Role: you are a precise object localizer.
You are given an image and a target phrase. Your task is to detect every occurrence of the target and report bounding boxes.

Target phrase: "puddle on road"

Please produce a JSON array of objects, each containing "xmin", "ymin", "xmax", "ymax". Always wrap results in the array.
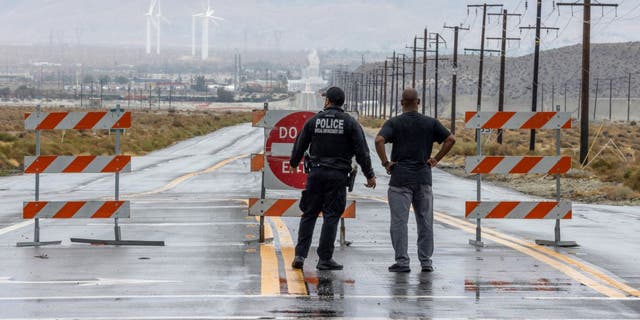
[
  {"xmin": 465, "ymin": 278, "xmax": 571, "ymax": 292},
  {"xmin": 269, "ymin": 309, "xmax": 340, "ymax": 317}
]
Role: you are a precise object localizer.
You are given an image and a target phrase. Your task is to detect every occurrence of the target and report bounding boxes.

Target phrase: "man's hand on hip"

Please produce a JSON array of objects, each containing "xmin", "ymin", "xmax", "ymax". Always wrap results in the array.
[
  {"xmin": 365, "ymin": 177, "xmax": 376, "ymax": 189},
  {"xmin": 384, "ymin": 161, "xmax": 396, "ymax": 175},
  {"xmin": 427, "ymin": 158, "xmax": 438, "ymax": 167}
]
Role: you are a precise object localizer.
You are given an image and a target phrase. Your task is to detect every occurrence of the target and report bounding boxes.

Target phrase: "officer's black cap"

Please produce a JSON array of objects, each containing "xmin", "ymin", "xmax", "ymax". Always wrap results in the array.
[{"xmin": 321, "ymin": 87, "xmax": 345, "ymax": 106}]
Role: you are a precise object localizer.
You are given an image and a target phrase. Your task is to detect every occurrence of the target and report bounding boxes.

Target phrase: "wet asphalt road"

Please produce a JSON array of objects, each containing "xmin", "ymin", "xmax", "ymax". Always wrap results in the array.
[{"xmin": 0, "ymin": 102, "xmax": 639, "ymax": 318}]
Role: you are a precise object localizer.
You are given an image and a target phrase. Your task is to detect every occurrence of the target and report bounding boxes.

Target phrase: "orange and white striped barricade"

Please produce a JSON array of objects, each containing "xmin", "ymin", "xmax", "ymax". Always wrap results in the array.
[
  {"xmin": 18, "ymin": 105, "xmax": 164, "ymax": 247},
  {"xmin": 248, "ymin": 199, "xmax": 356, "ymax": 219},
  {"xmin": 464, "ymin": 109, "xmax": 577, "ymax": 247},
  {"xmin": 250, "ymin": 105, "xmax": 357, "ymax": 246}
]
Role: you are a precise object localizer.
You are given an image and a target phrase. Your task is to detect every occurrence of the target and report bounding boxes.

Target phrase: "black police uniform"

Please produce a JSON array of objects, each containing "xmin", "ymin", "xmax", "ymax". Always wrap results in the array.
[{"xmin": 290, "ymin": 105, "xmax": 375, "ymax": 261}]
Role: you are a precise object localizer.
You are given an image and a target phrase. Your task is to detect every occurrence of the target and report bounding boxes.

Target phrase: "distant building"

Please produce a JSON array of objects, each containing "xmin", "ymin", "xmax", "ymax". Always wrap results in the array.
[{"xmin": 287, "ymin": 49, "xmax": 327, "ymax": 92}]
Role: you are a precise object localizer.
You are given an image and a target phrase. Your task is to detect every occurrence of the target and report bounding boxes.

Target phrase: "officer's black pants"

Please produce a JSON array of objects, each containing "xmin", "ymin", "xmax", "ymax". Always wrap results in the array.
[{"xmin": 295, "ymin": 167, "xmax": 347, "ymax": 261}]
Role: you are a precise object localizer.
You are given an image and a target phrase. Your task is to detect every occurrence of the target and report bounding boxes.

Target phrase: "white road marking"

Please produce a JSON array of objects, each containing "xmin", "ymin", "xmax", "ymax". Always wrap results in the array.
[
  {"xmin": 87, "ymin": 222, "xmax": 254, "ymax": 227},
  {"xmin": 132, "ymin": 205, "xmax": 245, "ymax": 210},
  {"xmin": 0, "ymin": 220, "xmax": 33, "ymax": 236},
  {"xmin": 0, "ymin": 278, "xmax": 180, "ymax": 286},
  {"xmin": 524, "ymin": 296, "xmax": 640, "ymax": 301}
]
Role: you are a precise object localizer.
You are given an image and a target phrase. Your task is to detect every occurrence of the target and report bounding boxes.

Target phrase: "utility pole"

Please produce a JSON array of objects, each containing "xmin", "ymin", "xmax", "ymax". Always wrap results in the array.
[
  {"xmin": 552, "ymin": 82, "xmax": 556, "ymax": 115},
  {"xmin": 520, "ymin": 0, "xmax": 559, "ymax": 151},
  {"xmin": 412, "ymin": 36, "xmax": 417, "ymax": 87},
  {"xmin": 414, "ymin": 28, "xmax": 430, "ymax": 115},
  {"xmin": 365, "ymin": 72, "xmax": 370, "ymax": 117},
  {"xmin": 444, "ymin": 25, "xmax": 470, "ymax": 134},
  {"xmin": 407, "ymin": 36, "xmax": 425, "ymax": 91},
  {"xmin": 564, "ymin": 82, "xmax": 568, "ymax": 112},
  {"xmin": 378, "ymin": 67, "xmax": 385, "ymax": 118},
  {"xmin": 467, "ymin": 3, "xmax": 503, "ymax": 114},
  {"xmin": 351, "ymin": 72, "xmax": 357, "ymax": 112},
  {"xmin": 609, "ymin": 78, "xmax": 613, "ymax": 121},
  {"xmin": 557, "ymin": 0, "xmax": 619, "ymax": 164},
  {"xmin": 401, "ymin": 53, "xmax": 407, "ymax": 93},
  {"xmin": 395, "ymin": 55, "xmax": 400, "ymax": 116},
  {"xmin": 487, "ymin": 9, "xmax": 521, "ymax": 143},
  {"xmin": 372, "ymin": 70, "xmax": 378, "ymax": 118},
  {"xmin": 594, "ymin": 78, "xmax": 599, "ymax": 120},
  {"xmin": 386, "ymin": 52, "xmax": 397, "ymax": 118},
  {"xmin": 427, "ymin": 33, "xmax": 448, "ymax": 119},
  {"xmin": 628, "ymin": 73, "xmax": 632, "ymax": 122},
  {"xmin": 383, "ymin": 61, "xmax": 388, "ymax": 119}
]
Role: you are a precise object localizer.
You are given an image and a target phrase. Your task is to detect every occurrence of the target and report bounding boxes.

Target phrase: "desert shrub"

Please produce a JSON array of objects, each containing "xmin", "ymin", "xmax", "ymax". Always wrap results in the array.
[
  {"xmin": 0, "ymin": 132, "xmax": 16, "ymax": 142},
  {"xmin": 602, "ymin": 185, "xmax": 637, "ymax": 201},
  {"xmin": 624, "ymin": 167, "xmax": 640, "ymax": 192}
]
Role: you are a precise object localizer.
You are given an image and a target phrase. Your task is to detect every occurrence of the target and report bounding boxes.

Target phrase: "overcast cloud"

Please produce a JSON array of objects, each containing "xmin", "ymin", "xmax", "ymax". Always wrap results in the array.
[{"xmin": 0, "ymin": 0, "xmax": 637, "ymax": 56}]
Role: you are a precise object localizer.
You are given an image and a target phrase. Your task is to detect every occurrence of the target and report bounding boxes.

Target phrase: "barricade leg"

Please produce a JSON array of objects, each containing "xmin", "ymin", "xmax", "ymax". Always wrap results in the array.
[
  {"xmin": 469, "ymin": 125, "xmax": 484, "ymax": 247},
  {"xmin": 17, "ymin": 108, "xmax": 61, "ymax": 248},
  {"xmin": 468, "ymin": 217, "xmax": 484, "ymax": 247},
  {"xmin": 535, "ymin": 219, "xmax": 578, "ymax": 247},
  {"xmin": 16, "ymin": 218, "xmax": 62, "ymax": 247},
  {"xmin": 339, "ymin": 218, "xmax": 351, "ymax": 246},
  {"xmin": 259, "ymin": 216, "xmax": 265, "ymax": 243},
  {"xmin": 534, "ymin": 111, "xmax": 577, "ymax": 248}
]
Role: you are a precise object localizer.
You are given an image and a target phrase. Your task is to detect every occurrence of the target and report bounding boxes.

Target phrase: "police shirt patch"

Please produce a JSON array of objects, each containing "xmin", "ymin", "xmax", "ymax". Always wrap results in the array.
[{"xmin": 315, "ymin": 118, "xmax": 344, "ymax": 134}]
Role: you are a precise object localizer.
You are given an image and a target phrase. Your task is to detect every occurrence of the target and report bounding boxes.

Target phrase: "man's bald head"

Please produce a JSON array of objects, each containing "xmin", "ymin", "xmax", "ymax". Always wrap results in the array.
[{"xmin": 401, "ymin": 88, "xmax": 420, "ymax": 111}]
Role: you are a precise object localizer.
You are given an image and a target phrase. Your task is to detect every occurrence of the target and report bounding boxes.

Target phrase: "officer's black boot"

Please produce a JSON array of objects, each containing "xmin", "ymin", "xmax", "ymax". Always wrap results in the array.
[
  {"xmin": 316, "ymin": 259, "xmax": 343, "ymax": 270},
  {"xmin": 292, "ymin": 256, "xmax": 305, "ymax": 269}
]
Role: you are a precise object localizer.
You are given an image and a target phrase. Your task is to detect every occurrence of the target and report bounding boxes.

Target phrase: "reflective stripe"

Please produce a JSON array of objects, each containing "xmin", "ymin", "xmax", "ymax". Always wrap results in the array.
[
  {"xmin": 23, "ymin": 201, "xmax": 130, "ymax": 219},
  {"xmin": 465, "ymin": 201, "xmax": 572, "ymax": 219},
  {"xmin": 248, "ymin": 198, "xmax": 356, "ymax": 218},
  {"xmin": 466, "ymin": 156, "xmax": 571, "ymax": 174},
  {"xmin": 24, "ymin": 156, "xmax": 131, "ymax": 173},
  {"xmin": 25, "ymin": 111, "xmax": 131, "ymax": 130},
  {"xmin": 465, "ymin": 112, "xmax": 572, "ymax": 129}
]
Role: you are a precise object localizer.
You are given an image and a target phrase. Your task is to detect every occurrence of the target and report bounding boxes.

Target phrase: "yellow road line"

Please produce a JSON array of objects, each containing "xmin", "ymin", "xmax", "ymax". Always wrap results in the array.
[
  {"xmin": 356, "ymin": 194, "xmax": 631, "ymax": 298},
  {"xmin": 447, "ymin": 214, "xmax": 640, "ymax": 298},
  {"xmin": 271, "ymin": 217, "xmax": 308, "ymax": 295},
  {"xmin": 125, "ymin": 154, "xmax": 249, "ymax": 198},
  {"xmin": 434, "ymin": 213, "xmax": 626, "ymax": 298},
  {"xmin": 258, "ymin": 217, "xmax": 279, "ymax": 296}
]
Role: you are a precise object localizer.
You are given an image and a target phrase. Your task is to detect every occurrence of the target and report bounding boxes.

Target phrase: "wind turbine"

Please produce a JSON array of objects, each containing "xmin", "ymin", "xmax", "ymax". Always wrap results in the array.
[
  {"xmin": 198, "ymin": 0, "xmax": 224, "ymax": 60},
  {"xmin": 192, "ymin": 12, "xmax": 203, "ymax": 57},
  {"xmin": 145, "ymin": 0, "xmax": 157, "ymax": 54},
  {"xmin": 155, "ymin": 0, "xmax": 169, "ymax": 55}
]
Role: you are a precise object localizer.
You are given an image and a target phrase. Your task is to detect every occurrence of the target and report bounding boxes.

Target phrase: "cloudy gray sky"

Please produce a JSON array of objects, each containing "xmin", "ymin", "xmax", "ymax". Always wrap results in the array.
[{"xmin": 0, "ymin": 0, "xmax": 637, "ymax": 55}]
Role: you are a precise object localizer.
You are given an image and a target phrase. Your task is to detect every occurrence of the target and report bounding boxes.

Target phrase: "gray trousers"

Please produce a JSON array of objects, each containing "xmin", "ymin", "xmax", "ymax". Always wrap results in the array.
[{"xmin": 388, "ymin": 184, "xmax": 434, "ymax": 267}]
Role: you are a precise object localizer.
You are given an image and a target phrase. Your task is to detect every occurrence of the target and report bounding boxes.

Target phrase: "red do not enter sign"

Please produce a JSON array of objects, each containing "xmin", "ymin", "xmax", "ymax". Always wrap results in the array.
[{"xmin": 265, "ymin": 111, "xmax": 315, "ymax": 189}]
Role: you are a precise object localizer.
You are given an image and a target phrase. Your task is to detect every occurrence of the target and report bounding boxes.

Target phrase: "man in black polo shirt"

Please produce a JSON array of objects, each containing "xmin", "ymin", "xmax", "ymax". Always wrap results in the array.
[{"xmin": 374, "ymin": 88, "xmax": 455, "ymax": 273}]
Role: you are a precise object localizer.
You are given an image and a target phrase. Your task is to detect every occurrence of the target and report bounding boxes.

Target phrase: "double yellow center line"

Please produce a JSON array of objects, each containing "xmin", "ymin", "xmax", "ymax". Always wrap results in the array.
[{"xmin": 258, "ymin": 216, "xmax": 307, "ymax": 295}]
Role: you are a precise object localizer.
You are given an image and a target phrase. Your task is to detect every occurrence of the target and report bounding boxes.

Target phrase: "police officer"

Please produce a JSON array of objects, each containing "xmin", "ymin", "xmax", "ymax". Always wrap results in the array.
[{"xmin": 289, "ymin": 86, "xmax": 376, "ymax": 270}]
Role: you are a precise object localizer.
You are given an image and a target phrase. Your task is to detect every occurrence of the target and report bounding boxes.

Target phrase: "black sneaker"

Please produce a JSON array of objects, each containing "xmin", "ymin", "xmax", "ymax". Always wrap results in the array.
[
  {"xmin": 388, "ymin": 263, "xmax": 411, "ymax": 273},
  {"xmin": 421, "ymin": 265, "xmax": 434, "ymax": 272},
  {"xmin": 316, "ymin": 259, "xmax": 343, "ymax": 270},
  {"xmin": 292, "ymin": 256, "xmax": 305, "ymax": 269}
]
